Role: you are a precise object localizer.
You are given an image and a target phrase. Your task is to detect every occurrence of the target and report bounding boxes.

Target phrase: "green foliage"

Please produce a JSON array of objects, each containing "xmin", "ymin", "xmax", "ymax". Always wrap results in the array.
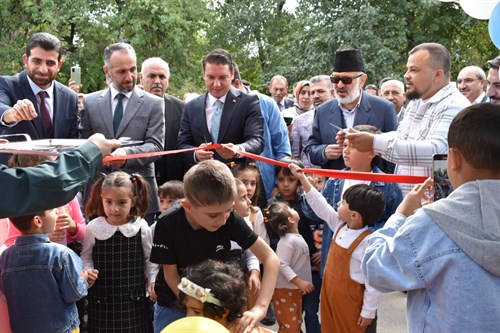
[{"xmin": 0, "ymin": 0, "xmax": 497, "ymax": 97}]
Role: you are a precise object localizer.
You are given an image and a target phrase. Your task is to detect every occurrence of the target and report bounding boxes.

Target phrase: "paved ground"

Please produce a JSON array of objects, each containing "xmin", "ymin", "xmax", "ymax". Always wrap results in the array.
[{"xmin": 260, "ymin": 291, "xmax": 408, "ymax": 332}]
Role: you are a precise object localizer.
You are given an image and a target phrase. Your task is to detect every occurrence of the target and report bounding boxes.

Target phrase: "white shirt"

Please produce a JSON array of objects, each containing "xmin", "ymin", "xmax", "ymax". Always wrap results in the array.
[
  {"xmin": 304, "ymin": 186, "xmax": 381, "ymax": 319},
  {"xmin": 110, "ymin": 86, "xmax": 133, "ymax": 118},
  {"xmin": 205, "ymin": 93, "xmax": 227, "ymax": 130},
  {"xmin": 373, "ymin": 83, "xmax": 470, "ymax": 195},
  {"xmin": 28, "ymin": 76, "xmax": 55, "ymax": 121}
]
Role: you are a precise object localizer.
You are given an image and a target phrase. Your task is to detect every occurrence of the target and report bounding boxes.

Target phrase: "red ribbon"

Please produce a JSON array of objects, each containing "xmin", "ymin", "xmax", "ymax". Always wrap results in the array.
[{"xmin": 103, "ymin": 143, "xmax": 428, "ymax": 184}]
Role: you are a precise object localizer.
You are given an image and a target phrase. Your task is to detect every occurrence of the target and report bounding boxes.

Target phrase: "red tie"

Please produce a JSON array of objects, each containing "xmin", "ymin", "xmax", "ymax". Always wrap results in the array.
[{"xmin": 38, "ymin": 91, "xmax": 52, "ymax": 137}]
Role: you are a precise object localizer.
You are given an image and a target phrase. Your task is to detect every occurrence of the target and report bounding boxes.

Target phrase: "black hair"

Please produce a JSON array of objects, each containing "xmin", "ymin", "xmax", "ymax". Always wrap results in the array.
[
  {"xmin": 343, "ymin": 184, "xmax": 385, "ymax": 227},
  {"xmin": 26, "ymin": 32, "xmax": 63, "ymax": 61},
  {"xmin": 203, "ymin": 48, "xmax": 234, "ymax": 72},
  {"xmin": 448, "ymin": 103, "xmax": 500, "ymax": 170},
  {"xmin": 180, "ymin": 260, "xmax": 247, "ymax": 323}
]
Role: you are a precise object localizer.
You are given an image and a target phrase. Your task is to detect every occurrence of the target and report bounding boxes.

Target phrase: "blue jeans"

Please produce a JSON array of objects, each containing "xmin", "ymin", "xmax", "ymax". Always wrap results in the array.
[
  {"xmin": 153, "ymin": 304, "xmax": 186, "ymax": 333},
  {"xmin": 302, "ymin": 271, "xmax": 322, "ymax": 333}
]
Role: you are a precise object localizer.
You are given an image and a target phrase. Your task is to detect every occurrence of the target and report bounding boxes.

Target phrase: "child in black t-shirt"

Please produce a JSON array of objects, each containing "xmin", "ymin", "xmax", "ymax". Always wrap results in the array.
[{"xmin": 150, "ymin": 160, "xmax": 279, "ymax": 333}]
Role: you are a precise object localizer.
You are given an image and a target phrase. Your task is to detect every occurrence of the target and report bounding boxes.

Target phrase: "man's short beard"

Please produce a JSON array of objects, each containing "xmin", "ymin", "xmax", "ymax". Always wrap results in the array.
[{"xmin": 406, "ymin": 90, "xmax": 421, "ymax": 101}]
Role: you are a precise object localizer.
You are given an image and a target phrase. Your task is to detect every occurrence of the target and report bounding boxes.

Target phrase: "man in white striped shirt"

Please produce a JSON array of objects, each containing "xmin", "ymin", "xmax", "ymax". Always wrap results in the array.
[{"xmin": 343, "ymin": 43, "xmax": 470, "ymax": 194}]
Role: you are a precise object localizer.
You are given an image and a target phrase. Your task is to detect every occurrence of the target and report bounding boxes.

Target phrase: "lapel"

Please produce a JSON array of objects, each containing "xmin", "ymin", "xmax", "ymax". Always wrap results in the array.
[
  {"xmin": 97, "ymin": 89, "xmax": 115, "ymax": 137},
  {"xmin": 327, "ymin": 99, "xmax": 345, "ymax": 135},
  {"xmin": 217, "ymin": 87, "xmax": 241, "ymax": 142},
  {"xmin": 199, "ymin": 92, "xmax": 212, "ymax": 143},
  {"xmin": 51, "ymin": 82, "xmax": 63, "ymax": 137},
  {"xmin": 353, "ymin": 91, "xmax": 371, "ymax": 126},
  {"xmin": 20, "ymin": 71, "xmax": 44, "ymax": 138},
  {"xmin": 116, "ymin": 88, "xmax": 143, "ymax": 137}
]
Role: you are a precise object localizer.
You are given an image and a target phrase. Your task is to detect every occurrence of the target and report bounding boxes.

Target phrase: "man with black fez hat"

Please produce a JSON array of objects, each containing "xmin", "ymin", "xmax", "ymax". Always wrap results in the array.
[{"xmin": 304, "ymin": 49, "xmax": 398, "ymax": 171}]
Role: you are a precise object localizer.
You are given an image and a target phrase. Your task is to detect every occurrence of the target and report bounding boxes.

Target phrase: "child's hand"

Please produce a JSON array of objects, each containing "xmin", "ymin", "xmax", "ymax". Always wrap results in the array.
[
  {"xmin": 288, "ymin": 163, "xmax": 313, "ymax": 192},
  {"xmin": 311, "ymin": 252, "xmax": 321, "ymax": 267},
  {"xmin": 235, "ymin": 306, "xmax": 266, "ymax": 333},
  {"xmin": 48, "ymin": 230, "xmax": 66, "ymax": 243},
  {"xmin": 247, "ymin": 269, "xmax": 261, "ymax": 296},
  {"xmin": 148, "ymin": 283, "xmax": 157, "ymax": 302},
  {"xmin": 294, "ymin": 278, "xmax": 314, "ymax": 294},
  {"xmin": 86, "ymin": 269, "xmax": 99, "ymax": 287},
  {"xmin": 397, "ymin": 178, "xmax": 433, "ymax": 217},
  {"xmin": 357, "ymin": 315, "xmax": 373, "ymax": 328},
  {"xmin": 56, "ymin": 211, "xmax": 77, "ymax": 236}
]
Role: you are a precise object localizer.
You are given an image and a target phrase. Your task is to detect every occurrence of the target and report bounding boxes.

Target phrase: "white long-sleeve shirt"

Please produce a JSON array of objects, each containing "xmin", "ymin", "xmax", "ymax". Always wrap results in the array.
[
  {"xmin": 373, "ymin": 83, "xmax": 470, "ymax": 195},
  {"xmin": 304, "ymin": 187, "xmax": 381, "ymax": 319}
]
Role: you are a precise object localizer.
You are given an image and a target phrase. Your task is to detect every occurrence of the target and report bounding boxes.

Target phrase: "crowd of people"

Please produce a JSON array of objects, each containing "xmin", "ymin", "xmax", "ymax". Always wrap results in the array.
[{"xmin": 0, "ymin": 31, "xmax": 499, "ymax": 333}]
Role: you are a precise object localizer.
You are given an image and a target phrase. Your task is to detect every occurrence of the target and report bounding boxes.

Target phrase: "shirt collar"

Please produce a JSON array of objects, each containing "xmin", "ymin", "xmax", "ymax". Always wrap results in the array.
[
  {"xmin": 207, "ymin": 92, "xmax": 227, "ymax": 107},
  {"xmin": 27, "ymin": 75, "xmax": 54, "ymax": 99},
  {"xmin": 13, "ymin": 233, "xmax": 50, "ymax": 245},
  {"xmin": 473, "ymin": 92, "xmax": 487, "ymax": 104},
  {"xmin": 339, "ymin": 91, "xmax": 363, "ymax": 113},
  {"xmin": 110, "ymin": 86, "xmax": 134, "ymax": 100}
]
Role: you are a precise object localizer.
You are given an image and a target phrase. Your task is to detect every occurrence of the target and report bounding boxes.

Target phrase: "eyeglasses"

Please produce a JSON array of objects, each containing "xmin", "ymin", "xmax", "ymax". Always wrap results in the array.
[
  {"xmin": 456, "ymin": 78, "xmax": 478, "ymax": 85},
  {"xmin": 330, "ymin": 73, "xmax": 363, "ymax": 85}
]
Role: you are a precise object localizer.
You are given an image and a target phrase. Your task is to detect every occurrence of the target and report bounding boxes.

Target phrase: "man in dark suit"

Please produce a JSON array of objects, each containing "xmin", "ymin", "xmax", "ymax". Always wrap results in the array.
[
  {"xmin": 177, "ymin": 48, "xmax": 264, "ymax": 168},
  {"xmin": 80, "ymin": 43, "xmax": 165, "ymax": 223},
  {"xmin": 269, "ymin": 75, "xmax": 294, "ymax": 111},
  {"xmin": 0, "ymin": 32, "xmax": 78, "ymax": 140},
  {"xmin": 304, "ymin": 49, "xmax": 398, "ymax": 170},
  {"xmin": 140, "ymin": 57, "xmax": 185, "ymax": 184}
]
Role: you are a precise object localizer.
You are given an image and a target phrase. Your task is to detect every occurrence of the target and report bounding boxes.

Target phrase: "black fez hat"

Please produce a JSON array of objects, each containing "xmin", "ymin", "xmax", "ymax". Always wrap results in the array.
[{"xmin": 333, "ymin": 49, "xmax": 365, "ymax": 72}]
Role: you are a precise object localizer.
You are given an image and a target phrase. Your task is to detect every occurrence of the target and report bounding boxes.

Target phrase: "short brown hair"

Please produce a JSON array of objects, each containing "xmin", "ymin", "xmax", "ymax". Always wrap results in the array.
[
  {"xmin": 183, "ymin": 160, "xmax": 236, "ymax": 207},
  {"xmin": 158, "ymin": 180, "xmax": 184, "ymax": 200},
  {"xmin": 10, "ymin": 211, "xmax": 47, "ymax": 232},
  {"xmin": 343, "ymin": 184, "xmax": 385, "ymax": 227},
  {"xmin": 86, "ymin": 171, "xmax": 150, "ymax": 220}
]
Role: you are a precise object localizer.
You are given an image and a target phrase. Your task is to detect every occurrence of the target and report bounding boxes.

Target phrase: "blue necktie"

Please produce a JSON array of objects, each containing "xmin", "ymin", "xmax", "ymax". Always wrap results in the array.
[
  {"xmin": 113, "ymin": 93, "xmax": 124, "ymax": 136},
  {"xmin": 210, "ymin": 99, "xmax": 223, "ymax": 143}
]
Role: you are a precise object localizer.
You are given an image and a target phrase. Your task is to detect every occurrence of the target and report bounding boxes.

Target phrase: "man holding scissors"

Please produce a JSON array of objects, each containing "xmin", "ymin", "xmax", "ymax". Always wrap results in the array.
[{"xmin": 304, "ymin": 49, "xmax": 397, "ymax": 171}]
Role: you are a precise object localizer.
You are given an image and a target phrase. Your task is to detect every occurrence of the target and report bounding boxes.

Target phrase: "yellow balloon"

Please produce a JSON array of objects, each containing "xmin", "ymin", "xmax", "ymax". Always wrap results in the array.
[{"xmin": 160, "ymin": 317, "xmax": 230, "ymax": 333}]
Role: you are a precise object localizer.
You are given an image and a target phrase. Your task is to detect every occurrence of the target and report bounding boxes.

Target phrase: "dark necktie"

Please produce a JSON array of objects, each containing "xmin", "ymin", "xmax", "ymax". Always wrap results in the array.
[
  {"xmin": 277, "ymin": 102, "xmax": 283, "ymax": 112},
  {"xmin": 210, "ymin": 99, "xmax": 223, "ymax": 143},
  {"xmin": 38, "ymin": 91, "xmax": 52, "ymax": 137},
  {"xmin": 113, "ymin": 93, "xmax": 124, "ymax": 136}
]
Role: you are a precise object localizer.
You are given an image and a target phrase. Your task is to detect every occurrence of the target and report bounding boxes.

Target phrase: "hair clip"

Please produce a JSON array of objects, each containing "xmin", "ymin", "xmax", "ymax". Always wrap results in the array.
[
  {"xmin": 263, "ymin": 216, "xmax": 269, "ymax": 223},
  {"xmin": 130, "ymin": 173, "xmax": 140, "ymax": 183},
  {"xmin": 248, "ymin": 162, "xmax": 257, "ymax": 168},
  {"xmin": 228, "ymin": 161, "xmax": 236, "ymax": 169},
  {"xmin": 178, "ymin": 277, "xmax": 222, "ymax": 306}
]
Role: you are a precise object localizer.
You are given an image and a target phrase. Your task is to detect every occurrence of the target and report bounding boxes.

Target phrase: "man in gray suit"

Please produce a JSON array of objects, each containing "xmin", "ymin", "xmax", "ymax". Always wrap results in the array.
[
  {"xmin": 140, "ymin": 57, "xmax": 184, "ymax": 184},
  {"xmin": 80, "ymin": 43, "xmax": 165, "ymax": 223}
]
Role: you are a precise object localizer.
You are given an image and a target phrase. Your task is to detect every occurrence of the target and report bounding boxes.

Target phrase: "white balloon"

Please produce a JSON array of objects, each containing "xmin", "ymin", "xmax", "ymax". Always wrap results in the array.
[{"xmin": 460, "ymin": 0, "xmax": 500, "ymax": 20}]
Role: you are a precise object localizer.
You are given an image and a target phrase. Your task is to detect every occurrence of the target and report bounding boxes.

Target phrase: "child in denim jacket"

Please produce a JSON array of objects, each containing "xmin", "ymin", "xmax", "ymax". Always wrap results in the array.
[{"xmin": 0, "ymin": 209, "xmax": 97, "ymax": 333}]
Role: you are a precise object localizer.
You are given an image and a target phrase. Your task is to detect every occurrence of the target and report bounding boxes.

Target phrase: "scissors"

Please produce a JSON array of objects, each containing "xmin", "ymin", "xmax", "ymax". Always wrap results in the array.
[{"xmin": 329, "ymin": 122, "xmax": 350, "ymax": 134}]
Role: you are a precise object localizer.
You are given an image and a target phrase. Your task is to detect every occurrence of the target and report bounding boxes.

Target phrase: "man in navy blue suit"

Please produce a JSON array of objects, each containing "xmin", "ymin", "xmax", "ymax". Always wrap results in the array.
[
  {"xmin": 177, "ymin": 48, "xmax": 264, "ymax": 168},
  {"xmin": 304, "ymin": 49, "xmax": 397, "ymax": 171},
  {"xmin": 0, "ymin": 32, "xmax": 78, "ymax": 140}
]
